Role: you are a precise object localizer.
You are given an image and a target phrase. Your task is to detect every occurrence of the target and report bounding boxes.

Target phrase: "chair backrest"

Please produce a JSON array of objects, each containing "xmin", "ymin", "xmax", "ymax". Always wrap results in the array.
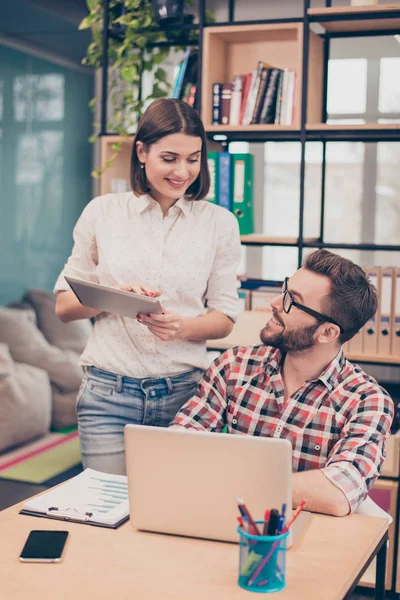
[{"xmin": 356, "ymin": 496, "xmax": 392, "ymax": 525}]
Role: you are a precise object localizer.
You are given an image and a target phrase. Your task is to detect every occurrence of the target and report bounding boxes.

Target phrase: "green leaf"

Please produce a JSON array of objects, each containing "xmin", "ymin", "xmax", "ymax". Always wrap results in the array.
[
  {"xmin": 79, "ymin": 14, "xmax": 97, "ymax": 30},
  {"xmin": 152, "ymin": 83, "xmax": 168, "ymax": 99},
  {"xmin": 86, "ymin": 0, "xmax": 100, "ymax": 11},
  {"xmin": 154, "ymin": 68, "xmax": 168, "ymax": 83},
  {"xmin": 88, "ymin": 97, "xmax": 98, "ymax": 112},
  {"xmin": 121, "ymin": 65, "xmax": 138, "ymax": 83}
]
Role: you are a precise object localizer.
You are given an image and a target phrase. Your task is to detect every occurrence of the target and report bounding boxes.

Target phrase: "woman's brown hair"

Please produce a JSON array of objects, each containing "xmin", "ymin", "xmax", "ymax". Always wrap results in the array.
[{"xmin": 130, "ymin": 98, "xmax": 210, "ymax": 200}]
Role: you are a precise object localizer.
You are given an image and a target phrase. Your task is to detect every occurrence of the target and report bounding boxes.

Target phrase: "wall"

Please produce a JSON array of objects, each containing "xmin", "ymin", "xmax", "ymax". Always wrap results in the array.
[{"xmin": 0, "ymin": 45, "xmax": 93, "ymax": 305}]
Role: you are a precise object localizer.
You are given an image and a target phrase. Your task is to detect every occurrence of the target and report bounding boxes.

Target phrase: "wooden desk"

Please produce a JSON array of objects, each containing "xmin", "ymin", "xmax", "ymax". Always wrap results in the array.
[{"xmin": 0, "ymin": 498, "xmax": 388, "ymax": 600}]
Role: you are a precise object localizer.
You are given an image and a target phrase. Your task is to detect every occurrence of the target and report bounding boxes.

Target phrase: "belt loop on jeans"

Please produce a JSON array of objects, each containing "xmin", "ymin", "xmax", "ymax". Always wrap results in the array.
[
  {"xmin": 165, "ymin": 377, "xmax": 173, "ymax": 393},
  {"xmin": 115, "ymin": 375, "xmax": 123, "ymax": 393}
]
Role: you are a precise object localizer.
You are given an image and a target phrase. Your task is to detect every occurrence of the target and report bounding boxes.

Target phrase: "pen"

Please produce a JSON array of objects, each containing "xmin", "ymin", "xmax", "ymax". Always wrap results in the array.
[
  {"xmin": 262, "ymin": 509, "xmax": 270, "ymax": 535},
  {"xmin": 266, "ymin": 508, "xmax": 280, "ymax": 536},
  {"xmin": 280, "ymin": 500, "xmax": 306, "ymax": 535},
  {"xmin": 236, "ymin": 496, "xmax": 261, "ymax": 536},
  {"xmin": 247, "ymin": 500, "xmax": 306, "ymax": 586},
  {"xmin": 277, "ymin": 503, "xmax": 287, "ymax": 533}
]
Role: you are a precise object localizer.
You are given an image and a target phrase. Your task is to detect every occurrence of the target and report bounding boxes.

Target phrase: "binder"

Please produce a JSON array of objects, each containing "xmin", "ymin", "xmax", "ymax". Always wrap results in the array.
[
  {"xmin": 206, "ymin": 151, "xmax": 218, "ymax": 204},
  {"xmin": 217, "ymin": 152, "xmax": 232, "ymax": 211},
  {"xmin": 347, "ymin": 329, "xmax": 363, "ymax": 355},
  {"xmin": 19, "ymin": 468, "xmax": 129, "ymax": 529},
  {"xmin": 232, "ymin": 153, "xmax": 254, "ymax": 235},
  {"xmin": 378, "ymin": 267, "xmax": 394, "ymax": 356},
  {"xmin": 391, "ymin": 268, "xmax": 400, "ymax": 356},
  {"xmin": 363, "ymin": 267, "xmax": 380, "ymax": 355},
  {"xmin": 251, "ymin": 287, "xmax": 280, "ymax": 312}
]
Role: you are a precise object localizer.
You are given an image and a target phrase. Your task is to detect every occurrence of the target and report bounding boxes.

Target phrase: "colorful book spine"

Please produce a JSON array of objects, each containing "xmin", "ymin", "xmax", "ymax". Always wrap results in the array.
[
  {"xmin": 229, "ymin": 75, "xmax": 243, "ymax": 126},
  {"xmin": 217, "ymin": 152, "xmax": 232, "ymax": 211},
  {"xmin": 221, "ymin": 83, "xmax": 232, "ymax": 125},
  {"xmin": 212, "ymin": 83, "xmax": 222, "ymax": 125},
  {"xmin": 251, "ymin": 67, "xmax": 270, "ymax": 124},
  {"xmin": 259, "ymin": 68, "xmax": 281, "ymax": 124},
  {"xmin": 232, "ymin": 154, "xmax": 254, "ymax": 235}
]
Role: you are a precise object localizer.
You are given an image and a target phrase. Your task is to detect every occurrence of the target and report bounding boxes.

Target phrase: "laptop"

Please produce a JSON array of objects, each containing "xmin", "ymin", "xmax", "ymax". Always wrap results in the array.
[{"xmin": 124, "ymin": 425, "xmax": 307, "ymax": 545}]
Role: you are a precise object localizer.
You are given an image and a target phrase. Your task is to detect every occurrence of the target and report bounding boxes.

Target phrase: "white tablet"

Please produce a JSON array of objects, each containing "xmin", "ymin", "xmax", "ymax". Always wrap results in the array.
[{"xmin": 64, "ymin": 276, "xmax": 163, "ymax": 320}]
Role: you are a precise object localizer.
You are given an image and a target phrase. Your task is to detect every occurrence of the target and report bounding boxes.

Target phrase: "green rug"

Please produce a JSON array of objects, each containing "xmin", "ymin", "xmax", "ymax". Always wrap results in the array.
[{"xmin": 0, "ymin": 431, "xmax": 81, "ymax": 484}]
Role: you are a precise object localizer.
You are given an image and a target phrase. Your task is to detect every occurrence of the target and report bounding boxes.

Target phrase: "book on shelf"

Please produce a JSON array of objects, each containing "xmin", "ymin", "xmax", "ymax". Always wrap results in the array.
[
  {"xmin": 251, "ymin": 66, "xmax": 271, "ymax": 125},
  {"xmin": 220, "ymin": 83, "xmax": 232, "ymax": 125},
  {"xmin": 172, "ymin": 47, "xmax": 191, "ymax": 99},
  {"xmin": 212, "ymin": 83, "xmax": 223, "ymax": 125},
  {"xmin": 259, "ymin": 68, "xmax": 282, "ymax": 124},
  {"xmin": 239, "ymin": 73, "xmax": 252, "ymax": 125},
  {"xmin": 173, "ymin": 48, "xmax": 198, "ymax": 106},
  {"xmin": 229, "ymin": 74, "xmax": 244, "ymax": 126},
  {"xmin": 211, "ymin": 61, "xmax": 296, "ymax": 126}
]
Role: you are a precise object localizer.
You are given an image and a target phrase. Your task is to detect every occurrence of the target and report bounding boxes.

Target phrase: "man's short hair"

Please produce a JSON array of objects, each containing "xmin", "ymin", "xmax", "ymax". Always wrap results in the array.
[{"xmin": 303, "ymin": 249, "xmax": 378, "ymax": 343}]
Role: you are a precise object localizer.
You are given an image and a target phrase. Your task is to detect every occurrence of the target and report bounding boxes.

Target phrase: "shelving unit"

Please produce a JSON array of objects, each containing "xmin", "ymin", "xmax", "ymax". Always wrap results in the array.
[
  {"xmin": 98, "ymin": 1, "xmax": 400, "ymax": 363},
  {"xmin": 97, "ymin": 2, "xmax": 400, "ymax": 592}
]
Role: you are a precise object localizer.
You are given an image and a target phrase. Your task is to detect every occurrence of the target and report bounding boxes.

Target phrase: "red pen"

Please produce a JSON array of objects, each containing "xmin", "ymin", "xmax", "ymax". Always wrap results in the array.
[{"xmin": 236, "ymin": 496, "xmax": 261, "ymax": 536}]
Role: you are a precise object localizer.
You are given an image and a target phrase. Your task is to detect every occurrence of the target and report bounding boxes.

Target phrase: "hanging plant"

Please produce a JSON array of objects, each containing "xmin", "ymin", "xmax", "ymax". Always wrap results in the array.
[{"xmin": 79, "ymin": 0, "xmax": 212, "ymax": 176}]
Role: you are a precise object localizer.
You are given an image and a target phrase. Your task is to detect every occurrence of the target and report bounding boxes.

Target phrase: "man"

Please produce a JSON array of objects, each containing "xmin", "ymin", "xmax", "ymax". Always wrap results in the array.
[{"xmin": 171, "ymin": 250, "xmax": 394, "ymax": 517}]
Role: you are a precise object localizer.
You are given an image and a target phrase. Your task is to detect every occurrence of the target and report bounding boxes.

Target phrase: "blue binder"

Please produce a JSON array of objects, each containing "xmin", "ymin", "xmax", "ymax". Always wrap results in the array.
[{"xmin": 217, "ymin": 152, "xmax": 232, "ymax": 211}]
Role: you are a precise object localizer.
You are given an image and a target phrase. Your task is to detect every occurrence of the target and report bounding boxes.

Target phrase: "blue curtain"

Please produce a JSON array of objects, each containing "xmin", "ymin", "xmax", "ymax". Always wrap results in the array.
[{"xmin": 0, "ymin": 45, "xmax": 93, "ymax": 305}]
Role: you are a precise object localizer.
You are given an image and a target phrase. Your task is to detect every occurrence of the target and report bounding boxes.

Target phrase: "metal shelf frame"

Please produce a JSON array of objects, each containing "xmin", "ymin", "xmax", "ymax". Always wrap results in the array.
[{"xmin": 98, "ymin": 0, "xmax": 400, "ymax": 295}]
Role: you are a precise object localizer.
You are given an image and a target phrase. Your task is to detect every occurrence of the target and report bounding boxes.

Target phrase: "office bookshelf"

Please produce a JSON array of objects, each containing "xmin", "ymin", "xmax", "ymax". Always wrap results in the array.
[
  {"xmin": 97, "ymin": 2, "xmax": 400, "ymax": 591},
  {"xmin": 98, "ymin": 1, "xmax": 400, "ymax": 361}
]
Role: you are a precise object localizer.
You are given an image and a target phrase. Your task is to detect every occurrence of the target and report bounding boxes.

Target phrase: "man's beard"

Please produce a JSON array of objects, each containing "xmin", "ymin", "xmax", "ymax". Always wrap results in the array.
[{"xmin": 260, "ymin": 320, "xmax": 321, "ymax": 353}]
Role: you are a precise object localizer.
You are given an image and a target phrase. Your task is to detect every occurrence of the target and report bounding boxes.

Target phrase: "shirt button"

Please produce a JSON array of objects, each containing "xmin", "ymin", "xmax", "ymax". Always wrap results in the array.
[
  {"xmin": 232, "ymin": 418, "xmax": 238, "ymax": 425},
  {"xmin": 276, "ymin": 424, "xmax": 283, "ymax": 433},
  {"xmin": 315, "ymin": 444, "xmax": 321, "ymax": 451}
]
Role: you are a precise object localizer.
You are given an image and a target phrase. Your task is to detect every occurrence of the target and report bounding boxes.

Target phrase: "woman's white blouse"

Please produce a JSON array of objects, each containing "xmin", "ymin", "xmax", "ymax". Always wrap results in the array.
[{"xmin": 54, "ymin": 192, "xmax": 241, "ymax": 378}]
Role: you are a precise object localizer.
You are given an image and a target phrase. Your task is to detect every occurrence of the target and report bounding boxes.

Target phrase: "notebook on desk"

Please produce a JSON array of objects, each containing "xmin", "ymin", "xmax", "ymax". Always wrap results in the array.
[{"xmin": 125, "ymin": 425, "xmax": 309, "ymax": 546}]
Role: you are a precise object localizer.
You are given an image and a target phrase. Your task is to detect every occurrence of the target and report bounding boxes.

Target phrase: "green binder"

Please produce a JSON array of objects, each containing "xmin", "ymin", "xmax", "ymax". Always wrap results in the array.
[
  {"xmin": 232, "ymin": 153, "xmax": 254, "ymax": 235},
  {"xmin": 205, "ymin": 151, "xmax": 218, "ymax": 204}
]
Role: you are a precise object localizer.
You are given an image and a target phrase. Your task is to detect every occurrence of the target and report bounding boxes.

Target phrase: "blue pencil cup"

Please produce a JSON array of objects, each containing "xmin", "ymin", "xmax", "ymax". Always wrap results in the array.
[{"xmin": 237, "ymin": 520, "xmax": 289, "ymax": 593}]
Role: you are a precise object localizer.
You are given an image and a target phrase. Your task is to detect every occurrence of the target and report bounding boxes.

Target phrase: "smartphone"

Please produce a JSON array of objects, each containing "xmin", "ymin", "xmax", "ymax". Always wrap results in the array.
[{"xmin": 19, "ymin": 530, "xmax": 69, "ymax": 563}]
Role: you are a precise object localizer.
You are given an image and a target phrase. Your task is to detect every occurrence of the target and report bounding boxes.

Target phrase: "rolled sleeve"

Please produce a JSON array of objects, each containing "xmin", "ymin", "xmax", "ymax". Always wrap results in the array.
[
  {"xmin": 53, "ymin": 199, "xmax": 99, "ymax": 293},
  {"xmin": 204, "ymin": 209, "xmax": 242, "ymax": 322},
  {"xmin": 321, "ymin": 390, "xmax": 394, "ymax": 513}
]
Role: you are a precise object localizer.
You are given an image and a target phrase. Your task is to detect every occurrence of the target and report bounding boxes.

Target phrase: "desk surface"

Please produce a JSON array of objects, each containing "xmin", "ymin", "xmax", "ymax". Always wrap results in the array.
[
  {"xmin": 207, "ymin": 310, "xmax": 269, "ymax": 350},
  {"xmin": 0, "ymin": 497, "xmax": 388, "ymax": 600}
]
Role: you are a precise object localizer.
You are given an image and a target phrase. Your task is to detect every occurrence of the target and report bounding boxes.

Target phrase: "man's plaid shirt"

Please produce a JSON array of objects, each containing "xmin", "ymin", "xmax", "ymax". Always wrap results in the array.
[{"xmin": 171, "ymin": 345, "xmax": 394, "ymax": 512}]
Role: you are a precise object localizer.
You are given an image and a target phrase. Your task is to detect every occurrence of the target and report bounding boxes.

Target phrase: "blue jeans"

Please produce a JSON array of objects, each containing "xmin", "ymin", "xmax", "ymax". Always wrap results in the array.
[{"xmin": 76, "ymin": 366, "xmax": 203, "ymax": 475}]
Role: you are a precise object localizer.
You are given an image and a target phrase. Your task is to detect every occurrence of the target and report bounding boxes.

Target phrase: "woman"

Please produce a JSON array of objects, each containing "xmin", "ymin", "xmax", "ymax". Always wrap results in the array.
[{"xmin": 54, "ymin": 98, "xmax": 241, "ymax": 475}]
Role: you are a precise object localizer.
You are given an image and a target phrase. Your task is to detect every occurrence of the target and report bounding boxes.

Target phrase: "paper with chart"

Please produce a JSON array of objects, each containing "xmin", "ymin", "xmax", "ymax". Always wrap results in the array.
[{"xmin": 21, "ymin": 468, "xmax": 129, "ymax": 526}]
